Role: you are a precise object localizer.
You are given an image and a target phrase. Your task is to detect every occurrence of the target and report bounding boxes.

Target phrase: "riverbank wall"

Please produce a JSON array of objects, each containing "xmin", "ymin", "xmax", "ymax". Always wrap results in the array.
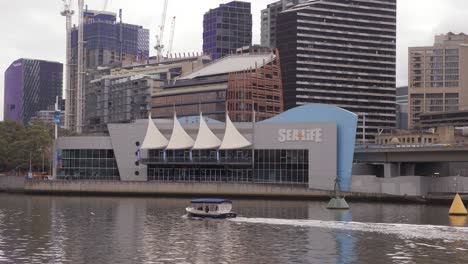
[
  {"xmin": 24, "ymin": 180, "xmax": 333, "ymax": 198},
  {"xmin": 0, "ymin": 176, "xmax": 25, "ymax": 192},
  {"xmin": 0, "ymin": 176, "xmax": 465, "ymax": 204}
]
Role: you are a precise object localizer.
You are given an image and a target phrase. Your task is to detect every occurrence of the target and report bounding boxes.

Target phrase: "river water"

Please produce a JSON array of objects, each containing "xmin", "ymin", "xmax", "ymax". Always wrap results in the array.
[{"xmin": 0, "ymin": 193, "xmax": 467, "ymax": 264}]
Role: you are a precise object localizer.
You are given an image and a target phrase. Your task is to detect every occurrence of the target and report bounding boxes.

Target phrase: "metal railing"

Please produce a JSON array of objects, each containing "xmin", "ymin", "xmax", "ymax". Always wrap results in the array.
[
  {"xmin": 140, "ymin": 157, "xmax": 253, "ymax": 165},
  {"xmin": 146, "ymin": 176, "xmax": 309, "ymax": 187}
]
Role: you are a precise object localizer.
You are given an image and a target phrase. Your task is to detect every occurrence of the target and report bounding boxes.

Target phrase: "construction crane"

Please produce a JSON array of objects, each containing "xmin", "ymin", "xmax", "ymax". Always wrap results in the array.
[
  {"xmin": 76, "ymin": 0, "xmax": 85, "ymax": 133},
  {"xmin": 103, "ymin": 0, "xmax": 111, "ymax": 11},
  {"xmin": 167, "ymin": 16, "xmax": 176, "ymax": 55},
  {"xmin": 155, "ymin": 0, "xmax": 169, "ymax": 61},
  {"xmin": 61, "ymin": 0, "xmax": 74, "ymax": 130}
]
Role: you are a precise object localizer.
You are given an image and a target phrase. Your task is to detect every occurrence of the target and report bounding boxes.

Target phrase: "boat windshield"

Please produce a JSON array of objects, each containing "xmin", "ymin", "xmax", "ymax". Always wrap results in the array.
[{"xmin": 191, "ymin": 198, "xmax": 231, "ymax": 204}]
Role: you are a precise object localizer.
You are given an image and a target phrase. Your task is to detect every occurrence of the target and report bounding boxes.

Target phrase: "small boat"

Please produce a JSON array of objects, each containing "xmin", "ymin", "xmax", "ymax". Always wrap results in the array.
[{"xmin": 186, "ymin": 198, "xmax": 237, "ymax": 219}]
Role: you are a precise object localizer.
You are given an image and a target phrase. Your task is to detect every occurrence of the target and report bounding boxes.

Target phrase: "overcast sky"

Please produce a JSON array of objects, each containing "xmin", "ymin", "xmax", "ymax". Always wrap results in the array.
[{"xmin": 1, "ymin": 0, "xmax": 468, "ymax": 120}]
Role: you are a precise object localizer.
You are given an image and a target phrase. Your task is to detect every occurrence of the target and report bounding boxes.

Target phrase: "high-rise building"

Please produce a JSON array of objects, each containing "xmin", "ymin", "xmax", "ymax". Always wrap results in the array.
[
  {"xmin": 67, "ymin": 9, "xmax": 150, "ymax": 132},
  {"xmin": 203, "ymin": 1, "xmax": 252, "ymax": 60},
  {"xmin": 71, "ymin": 10, "xmax": 150, "ymax": 68},
  {"xmin": 276, "ymin": 0, "xmax": 397, "ymax": 140},
  {"xmin": 4, "ymin": 59, "xmax": 63, "ymax": 125},
  {"xmin": 260, "ymin": 0, "xmax": 306, "ymax": 48},
  {"xmin": 408, "ymin": 32, "xmax": 468, "ymax": 128}
]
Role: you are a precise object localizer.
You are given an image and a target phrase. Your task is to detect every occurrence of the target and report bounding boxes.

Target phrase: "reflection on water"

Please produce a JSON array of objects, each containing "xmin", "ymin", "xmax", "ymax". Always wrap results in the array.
[{"xmin": 0, "ymin": 194, "xmax": 467, "ymax": 264}]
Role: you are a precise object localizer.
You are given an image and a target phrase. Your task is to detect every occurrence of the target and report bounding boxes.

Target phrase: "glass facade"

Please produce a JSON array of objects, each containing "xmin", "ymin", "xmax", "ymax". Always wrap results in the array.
[
  {"xmin": 3, "ymin": 59, "xmax": 63, "ymax": 125},
  {"xmin": 254, "ymin": 149, "xmax": 308, "ymax": 183},
  {"xmin": 145, "ymin": 149, "xmax": 308, "ymax": 185},
  {"xmin": 57, "ymin": 149, "xmax": 120, "ymax": 180},
  {"xmin": 71, "ymin": 10, "xmax": 150, "ymax": 67},
  {"xmin": 152, "ymin": 90, "xmax": 226, "ymax": 121},
  {"xmin": 203, "ymin": 1, "xmax": 252, "ymax": 59}
]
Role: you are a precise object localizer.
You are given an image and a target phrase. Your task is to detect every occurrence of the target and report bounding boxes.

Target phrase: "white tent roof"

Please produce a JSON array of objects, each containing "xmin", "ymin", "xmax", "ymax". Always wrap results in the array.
[
  {"xmin": 140, "ymin": 114, "xmax": 169, "ymax": 150},
  {"xmin": 180, "ymin": 53, "xmax": 274, "ymax": 80},
  {"xmin": 166, "ymin": 113, "xmax": 195, "ymax": 150},
  {"xmin": 192, "ymin": 113, "xmax": 222, "ymax": 150},
  {"xmin": 219, "ymin": 113, "xmax": 252, "ymax": 150}
]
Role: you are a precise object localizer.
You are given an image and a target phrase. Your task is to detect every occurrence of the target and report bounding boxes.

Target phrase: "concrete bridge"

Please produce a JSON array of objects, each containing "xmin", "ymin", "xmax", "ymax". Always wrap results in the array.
[
  {"xmin": 355, "ymin": 145, "xmax": 468, "ymax": 163},
  {"xmin": 353, "ymin": 145, "xmax": 468, "ymax": 178}
]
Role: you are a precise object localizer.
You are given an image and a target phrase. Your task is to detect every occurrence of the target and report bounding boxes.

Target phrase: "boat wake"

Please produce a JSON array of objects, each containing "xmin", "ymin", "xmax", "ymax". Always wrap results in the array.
[{"xmin": 231, "ymin": 217, "xmax": 468, "ymax": 241}]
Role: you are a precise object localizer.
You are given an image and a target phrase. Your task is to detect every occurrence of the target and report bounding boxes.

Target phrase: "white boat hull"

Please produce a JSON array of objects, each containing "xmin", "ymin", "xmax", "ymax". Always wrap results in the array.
[{"xmin": 185, "ymin": 207, "xmax": 236, "ymax": 219}]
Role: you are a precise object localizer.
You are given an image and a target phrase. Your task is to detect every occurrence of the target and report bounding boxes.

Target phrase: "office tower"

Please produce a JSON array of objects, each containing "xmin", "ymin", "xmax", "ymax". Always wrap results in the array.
[
  {"xmin": 409, "ymin": 32, "xmax": 468, "ymax": 128},
  {"xmin": 203, "ymin": 1, "xmax": 252, "ymax": 60},
  {"xmin": 4, "ymin": 59, "xmax": 63, "ymax": 125},
  {"xmin": 276, "ymin": 0, "xmax": 397, "ymax": 140},
  {"xmin": 66, "ymin": 9, "xmax": 150, "ymax": 132},
  {"xmin": 261, "ymin": 0, "xmax": 306, "ymax": 48}
]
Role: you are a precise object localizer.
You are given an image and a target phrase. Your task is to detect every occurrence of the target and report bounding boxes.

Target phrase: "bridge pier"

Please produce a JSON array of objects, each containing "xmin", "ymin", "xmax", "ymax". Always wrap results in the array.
[
  {"xmin": 401, "ymin": 163, "xmax": 415, "ymax": 176},
  {"xmin": 384, "ymin": 163, "xmax": 400, "ymax": 178}
]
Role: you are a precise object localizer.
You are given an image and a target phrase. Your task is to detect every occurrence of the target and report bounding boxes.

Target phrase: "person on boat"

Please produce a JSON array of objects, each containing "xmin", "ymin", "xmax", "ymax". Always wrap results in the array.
[
  {"xmin": 205, "ymin": 205, "xmax": 209, "ymax": 213},
  {"xmin": 215, "ymin": 206, "xmax": 218, "ymax": 211}
]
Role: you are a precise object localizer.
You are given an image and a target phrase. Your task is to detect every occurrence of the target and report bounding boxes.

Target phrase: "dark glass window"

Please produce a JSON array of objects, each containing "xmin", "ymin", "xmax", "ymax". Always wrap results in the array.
[{"xmin": 57, "ymin": 149, "xmax": 120, "ymax": 181}]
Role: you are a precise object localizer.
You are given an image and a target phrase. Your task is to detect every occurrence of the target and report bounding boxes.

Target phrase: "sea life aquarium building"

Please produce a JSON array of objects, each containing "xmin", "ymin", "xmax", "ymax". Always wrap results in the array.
[{"xmin": 54, "ymin": 105, "xmax": 357, "ymax": 191}]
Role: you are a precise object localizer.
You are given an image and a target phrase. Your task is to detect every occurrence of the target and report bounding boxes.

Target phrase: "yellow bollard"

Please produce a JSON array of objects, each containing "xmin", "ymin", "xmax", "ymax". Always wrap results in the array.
[{"xmin": 449, "ymin": 193, "xmax": 468, "ymax": 216}]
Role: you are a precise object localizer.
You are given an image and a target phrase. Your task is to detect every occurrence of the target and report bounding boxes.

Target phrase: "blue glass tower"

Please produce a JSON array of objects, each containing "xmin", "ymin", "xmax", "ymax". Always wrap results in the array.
[
  {"xmin": 203, "ymin": 1, "xmax": 252, "ymax": 60},
  {"xmin": 4, "ymin": 59, "xmax": 63, "ymax": 125},
  {"xmin": 71, "ymin": 9, "xmax": 149, "ymax": 68}
]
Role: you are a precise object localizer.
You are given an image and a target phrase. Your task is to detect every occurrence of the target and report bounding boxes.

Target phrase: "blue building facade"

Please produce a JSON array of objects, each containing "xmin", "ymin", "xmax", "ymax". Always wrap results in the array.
[
  {"xmin": 4, "ymin": 59, "xmax": 63, "ymax": 125},
  {"xmin": 203, "ymin": 1, "xmax": 252, "ymax": 60},
  {"xmin": 71, "ymin": 9, "xmax": 149, "ymax": 68},
  {"xmin": 265, "ymin": 104, "xmax": 358, "ymax": 191}
]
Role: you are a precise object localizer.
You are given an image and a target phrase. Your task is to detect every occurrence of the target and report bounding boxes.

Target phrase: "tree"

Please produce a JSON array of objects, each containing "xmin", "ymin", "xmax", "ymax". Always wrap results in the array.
[{"xmin": 0, "ymin": 120, "xmax": 78, "ymax": 174}]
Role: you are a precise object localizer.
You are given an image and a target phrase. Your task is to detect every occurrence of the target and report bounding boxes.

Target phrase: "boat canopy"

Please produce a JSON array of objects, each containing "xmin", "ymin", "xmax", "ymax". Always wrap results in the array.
[
  {"xmin": 191, "ymin": 198, "xmax": 232, "ymax": 204},
  {"xmin": 192, "ymin": 113, "xmax": 222, "ymax": 150},
  {"xmin": 166, "ymin": 113, "xmax": 195, "ymax": 150},
  {"xmin": 219, "ymin": 113, "xmax": 252, "ymax": 150},
  {"xmin": 140, "ymin": 113, "xmax": 169, "ymax": 149}
]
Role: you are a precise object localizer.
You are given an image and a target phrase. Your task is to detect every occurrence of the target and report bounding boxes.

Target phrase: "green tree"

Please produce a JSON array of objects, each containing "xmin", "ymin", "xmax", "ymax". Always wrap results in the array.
[
  {"xmin": 0, "ymin": 121, "xmax": 27, "ymax": 172},
  {"xmin": 0, "ymin": 120, "xmax": 78, "ymax": 174}
]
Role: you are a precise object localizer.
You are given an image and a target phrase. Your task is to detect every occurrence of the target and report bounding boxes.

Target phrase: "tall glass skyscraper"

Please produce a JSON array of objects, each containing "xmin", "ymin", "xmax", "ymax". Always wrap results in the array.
[
  {"xmin": 4, "ymin": 59, "xmax": 63, "ymax": 125},
  {"xmin": 203, "ymin": 1, "xmax": 252, "ymax": 60},
  {"xmin": 70, "ymin": 9, "xmax": 150, "ymax": 68}
]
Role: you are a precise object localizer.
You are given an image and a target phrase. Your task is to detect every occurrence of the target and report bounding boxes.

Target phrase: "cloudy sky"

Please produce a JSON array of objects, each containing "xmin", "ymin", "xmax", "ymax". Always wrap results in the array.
[{"xmin": 1, "ymin": 0, "xmax": 467, "ymax": 120}]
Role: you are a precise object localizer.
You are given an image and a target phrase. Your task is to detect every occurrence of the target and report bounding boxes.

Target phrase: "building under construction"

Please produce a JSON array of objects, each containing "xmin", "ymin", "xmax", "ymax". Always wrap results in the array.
[
  {"xmin": 85, "ymin": 55, "xmax": 211, "ymax": 134},
  {"xmin": 152, "ymin": 49, "xmax": 283, "ymax": 122},
  {"xmin": 64, "ymin": 5, "xmax": 150, "ymax": 133}
]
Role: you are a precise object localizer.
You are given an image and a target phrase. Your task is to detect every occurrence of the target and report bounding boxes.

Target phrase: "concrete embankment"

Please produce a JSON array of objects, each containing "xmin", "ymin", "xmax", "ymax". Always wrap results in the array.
[
  {"xmin": 0, "ymin": 176, "xmax": 25, "ymax": 192},
  {"xmin": 21, "ymin": 180, "xmax": 423, "ymax": 203},
  {"xmin": 23, "ymin": 180, "xmax": 333, "ymax": 199},
  {"xmin": 0, "ymin": 177, "xmax": 464, "ymax": 204}
]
